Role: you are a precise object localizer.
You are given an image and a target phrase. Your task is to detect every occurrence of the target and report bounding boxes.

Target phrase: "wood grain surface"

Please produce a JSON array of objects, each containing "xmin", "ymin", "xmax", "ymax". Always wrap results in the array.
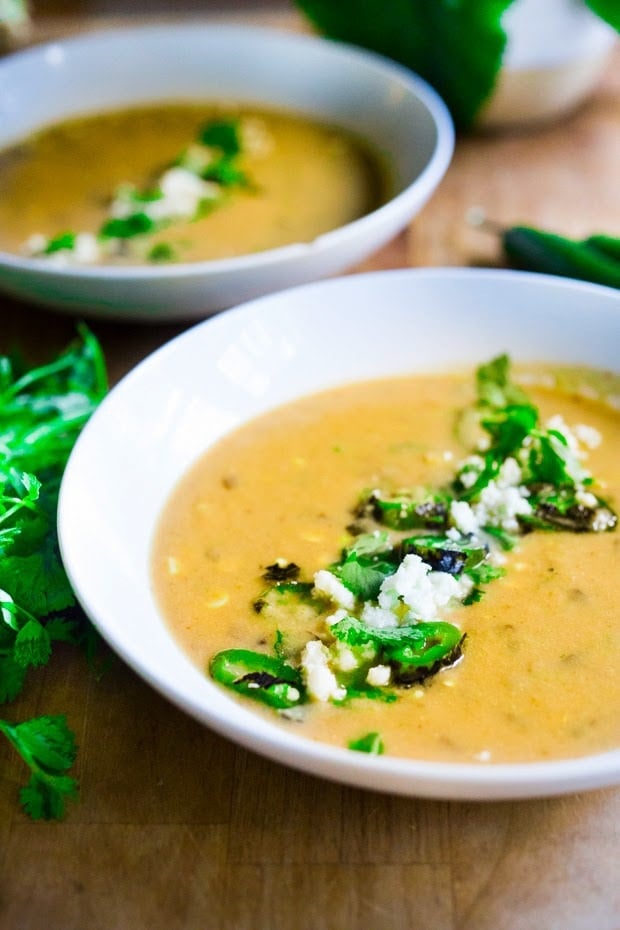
[{"xmin": 1, "ymin": 9, "xmax": 619, "ymax": 930}]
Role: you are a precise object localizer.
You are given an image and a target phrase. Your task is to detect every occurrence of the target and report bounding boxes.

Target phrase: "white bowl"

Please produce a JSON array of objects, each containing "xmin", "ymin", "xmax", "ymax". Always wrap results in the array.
[
  {"xmin": 0, "ymin": 23, "xmax": 453, "ymax": 321},
  {"xmin": 58, "ymin": 268, "xmax": 620, "ymax": 801}
]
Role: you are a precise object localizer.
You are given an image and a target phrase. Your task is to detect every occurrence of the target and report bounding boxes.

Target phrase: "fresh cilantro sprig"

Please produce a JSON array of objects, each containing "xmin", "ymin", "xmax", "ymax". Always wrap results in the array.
[
  {"xmin": 0, "ymin": 327, "xmax": 107, "ymax": 819},
  {"xmin": 0, "ymin": 715, "xmax": 78, "ymax": 820},
  {"xmin": 26, "ymin": 117, "xmax": 252, "ymax": 263}
]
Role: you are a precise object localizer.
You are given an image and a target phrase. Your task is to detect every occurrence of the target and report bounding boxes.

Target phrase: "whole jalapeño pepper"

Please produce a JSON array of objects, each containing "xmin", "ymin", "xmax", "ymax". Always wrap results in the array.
[{"xmin": 502, "ymin": 226, "xmax": 620, "ymax": 289}]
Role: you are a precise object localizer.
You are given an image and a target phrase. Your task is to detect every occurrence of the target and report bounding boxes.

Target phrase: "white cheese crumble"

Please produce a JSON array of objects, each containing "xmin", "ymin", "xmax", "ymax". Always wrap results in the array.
[
  {"xmin": 591, "ymin": 509, "xmax": 616, "ymax": 532},
  {"xmin": 110, "ymin": 169, "xmax": 219, "ymax": 224},
  {"xmin": 332, "ymin": 642, "xmax": 360, "ymax": 673},
  {"xmin": 366, "ymin": 665, "xmax": 391, "ymax": 687},
  {"xmin": 575, "ymin": 488, "xmax": 598, "ymax": 508},
  {"xmin": 300, "ymin": 640, "xmax": 346, "ymax": 702},
  {"xmin": 25, "ymin": 231, "xmax": 101, "ymax": 265},
  {"xmin": 455, "ymin": 456, "xmax": 533, "ymax": 534},
  {"xmin": 360, "ymin": 603, "xmax": 399, "ymax": 629},
  {"xmin": 574, "ymin": 423, "xmax": 602, "ymax": 450},
  {"xmin": 458, "ymin": 455, "xmax": 485, "ymax": 489},
  {"xmin": 474, "ymin": 480, "xmax": 532, "ymax": 532},
  {"xmin": 313, "ymin": 569, "xmax": 356, "ymax": 610},
  {"xmin": 450, "ymin": 500, "xmax": 480, "ymax": 535},
  {"xmin": 331, "ymin": 640, "xmax": 377, "ymax": 672},
  {"xmin": 377, "ymin": 553, "xmax": 469, "ymax": 621},
  {"xmin": 323, "ymin": 607, "xmax": 350, "ymax": 628},
  {"xmin": 240, "ymin": 117, "xmax": 274, "ymax": 157},
  {"xmin": 546, "ymin": 414, "xmax": 580, "ymax": 453}
]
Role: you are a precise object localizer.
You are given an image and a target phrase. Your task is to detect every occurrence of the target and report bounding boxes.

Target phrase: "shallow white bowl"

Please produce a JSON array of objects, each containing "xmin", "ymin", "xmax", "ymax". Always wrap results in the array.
[
  {"xmin": 0, "ymin": 23, "xmax": 453, "ymax": 321},
  {"xmin": 58, "ymin": 268, "xmax": 620, "ymax": 800}
]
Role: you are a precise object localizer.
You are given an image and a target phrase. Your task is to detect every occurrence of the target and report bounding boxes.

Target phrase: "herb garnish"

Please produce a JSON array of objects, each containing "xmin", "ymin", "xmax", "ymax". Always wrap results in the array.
[
  {"xmin": 210, "ymin": 355, "xmax": 617, "ymax": 743},
  {"xmin": 0, "ymin": 327, "xmax": 107, "ymax": 819},
  {"xmin": 24, "ymin": 116, "xmax": 255, "ymax": 265},
  {"xmin": 348, "ymin": 731, "xmax": 384, "ymax": 755}
]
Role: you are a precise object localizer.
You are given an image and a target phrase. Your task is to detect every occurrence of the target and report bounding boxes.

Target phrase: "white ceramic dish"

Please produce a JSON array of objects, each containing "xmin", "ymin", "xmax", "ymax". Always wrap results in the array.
[
  {"xmin": 0, "ymin": 24, "xmax": 453, "ymax": 322},
  {"xmin": 58, "ymin": 268, "xmax": 620, "ymax": 800}
]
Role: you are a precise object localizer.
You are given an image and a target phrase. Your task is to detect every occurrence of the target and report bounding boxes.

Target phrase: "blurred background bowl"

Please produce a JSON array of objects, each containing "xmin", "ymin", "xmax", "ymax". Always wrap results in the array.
[{"xmin": 0, "ymin": 23, "xmax": 454, "ymax": 321}]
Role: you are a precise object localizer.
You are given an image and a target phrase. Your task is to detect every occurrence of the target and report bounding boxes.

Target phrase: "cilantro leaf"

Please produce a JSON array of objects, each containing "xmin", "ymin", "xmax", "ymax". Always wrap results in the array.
[
  {"xmin": 99, "ymin": 212, "xmax": 157, "ymax": 240},
  {"xmin": 43, "ymin": 231, "xmax": 77, "ymax": 255},
  {"xmin": 13, "ymin": 618, "xmax": 51, "ymax": 668},
  {"xmin": 349, "ymin": 731, "xmax": 385, "ymax": 755},
  {"xmin": 147, "ymin": 242, "xmax": 177, "ymax": 263},
  {"xmin": 335, "ymin": 555, "xmax": 396, "ymax": 600},
  {"xmin": 0, "ymin": 654, "xmax": 27, "ymax": 703},
  {"xmin": 0, "ymin": 715, "xmax": 78, "ymax": 820},
  {"xmin": 0, "ymin": 540, "xmax": 76, "ymax": 619},
  {"xmin": 294, "ymin": 0, "xmax": 514, "ymax": 129},
  {"xmin": 0, "ymin": 328, "xmax": 107, "ymax": 819},
  {"xmin": 198, "ymin": 119, "xmax": 242, "ymax": 157},
  {"xmin": 476, "ymin": 354, "xmax": 530, "ymax": 409},
  {"xmin": 20, "ymin": 772, "xmax": 78, "ymax": 821}
]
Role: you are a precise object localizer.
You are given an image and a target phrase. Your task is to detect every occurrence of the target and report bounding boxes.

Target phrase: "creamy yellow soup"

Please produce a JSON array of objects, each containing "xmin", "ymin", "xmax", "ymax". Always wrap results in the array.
[
  {"xmin": 151, "ymin": 366, "xmax": 620, "ymax": 764},
  {"xmin": 0, "ymin": 102, "xmax": 389, "ymax": 264}
]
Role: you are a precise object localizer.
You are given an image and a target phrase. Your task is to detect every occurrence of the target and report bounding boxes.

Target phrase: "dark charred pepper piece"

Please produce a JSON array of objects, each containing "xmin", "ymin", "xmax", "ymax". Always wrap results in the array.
[
  {"xmin": 502, "ymin": 226, "xmax": 620, "ymax": 289},
  {"xmin": 262, "ymin": 561, "xmax": 301, "ymax": 582}
]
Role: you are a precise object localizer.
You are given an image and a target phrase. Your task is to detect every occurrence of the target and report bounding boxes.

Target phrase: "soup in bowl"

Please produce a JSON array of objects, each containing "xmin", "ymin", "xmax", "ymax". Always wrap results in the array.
[
  {"xmin": 0, "ymin": 24, "xmax": 453, "ymax": 320},
  {"xmin": 58, "ymin": 268, "xmax": 620, "ymax": 799}
]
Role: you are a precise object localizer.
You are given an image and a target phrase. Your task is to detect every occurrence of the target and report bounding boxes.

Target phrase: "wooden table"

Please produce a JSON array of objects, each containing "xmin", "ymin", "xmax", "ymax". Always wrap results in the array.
[{"xmin": 1, "ymin": 10, "xmax": 619, "ymax": 930}]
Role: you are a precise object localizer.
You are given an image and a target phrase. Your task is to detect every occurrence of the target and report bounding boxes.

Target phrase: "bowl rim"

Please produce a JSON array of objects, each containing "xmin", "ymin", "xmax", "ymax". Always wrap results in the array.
[
  {"xmin": 0, "ymin": 21, "xmax": 454, "ymax": 280},
  {"xmin": 57, "ymin": 266, "xmax": 620, "ymax": 800}
]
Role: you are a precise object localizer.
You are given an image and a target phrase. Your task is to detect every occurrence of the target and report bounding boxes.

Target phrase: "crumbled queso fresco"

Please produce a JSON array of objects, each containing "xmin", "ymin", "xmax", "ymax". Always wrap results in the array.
[
  {"xmin": 297, "ymin": 412, "xmax": 607, "ymax": 703},
  {"xmin": 22, "ymin": 116, "xmax": 269, "ymax": 265},
  {"xmin": 202, "ymin": 355, "xmax": 618, "ymax": 739}
]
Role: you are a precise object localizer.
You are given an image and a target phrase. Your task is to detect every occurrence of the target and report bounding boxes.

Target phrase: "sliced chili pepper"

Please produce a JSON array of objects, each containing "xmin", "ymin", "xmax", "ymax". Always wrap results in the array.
[
  {"xmin": 209, "ymin": 648, "xmax": 304, "ymax": 709},
  {"xmin": 399, "ymin": 535, "xmax": 487, "ymax": 574},
  {"xmin": 384, "ymin": 621, "xmax": 463, "ymax": 668}
]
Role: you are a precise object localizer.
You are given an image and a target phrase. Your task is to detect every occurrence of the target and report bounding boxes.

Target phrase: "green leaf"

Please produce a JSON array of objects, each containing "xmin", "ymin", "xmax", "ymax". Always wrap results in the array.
[
  {"xmin": 147, "ymin": 242, "xmax": 177, "ymax": 263},
  {"xmin": 584, "ymin": 0, "xmax": 620, "ymax": 30},
  {"xmin": 20, "ymin": 773, "xmax": 78, "ymax": 821},
  {"xmin": 0, "ymin": 654, "xmax": 27, "ymax": 703},
  {"xmin": 481, "ymin": 403, "xmax": 539, "ymax": 457},
  {"xmin": 99, "ymin": 212, "xmax": 157, "ymax": 240},
  {"xmin": 198, "ymin": 119, "xmax": 242, "ymax": 157},
  {"xmin": 0, "ymin": 715, "xmax": 78, "ymax": 820},
  {"xmin": 7, "ymin": 714, "xmax": 77, "ymax": 771},
  {"xmin": 0, "ymin": 539, "xmax": 76, "ymax": 619},
  {"xmin": 476, "ymin": 354, "xmax": 530, "ymax": 409},
  {"xmin": 294, "ymin": 0, "xmax": 515, "ymax": 129},
  {"xmin": 43, "ymin": 231, "xmax": 77, "ymax": 255},
  {"xmin": 13, "ymin": 618, "xmax": 51, "ymax": 669},
  {"xmin": 201, "ymin": 157, "xmax": 248, "ymax": 188},
  {"xmin": 349, "ymin": 731, "xmax": 385, "ymax": 755},
  {"xmin": 335, "ymin": 556, "xmax": 396, "ymax": 601}
]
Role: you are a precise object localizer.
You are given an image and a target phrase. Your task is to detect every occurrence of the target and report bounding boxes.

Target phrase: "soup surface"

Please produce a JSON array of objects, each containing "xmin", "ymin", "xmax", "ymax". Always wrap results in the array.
[
  {"xmin": 152, "ymin": 362, "xmax": 620, "ymax": 764},
  {"xmin": 0, "ymin": 102, "xmax": 388, "ymax": 265}
]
